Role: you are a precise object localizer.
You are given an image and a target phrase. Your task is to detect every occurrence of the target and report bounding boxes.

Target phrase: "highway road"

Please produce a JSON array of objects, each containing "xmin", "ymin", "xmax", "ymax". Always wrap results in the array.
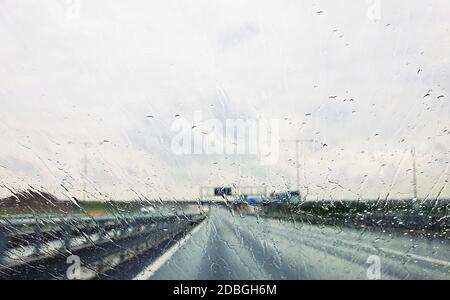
[{"xmin": 132, "ymin": 207, "xmax": 450, "ymax": 280}]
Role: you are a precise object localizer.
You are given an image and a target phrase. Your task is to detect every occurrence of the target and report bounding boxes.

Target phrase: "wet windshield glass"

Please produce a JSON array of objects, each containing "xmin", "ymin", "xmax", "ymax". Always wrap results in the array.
[{"xmin": 0, "ymin": 0, "xmax": 449, "ymax": 280}]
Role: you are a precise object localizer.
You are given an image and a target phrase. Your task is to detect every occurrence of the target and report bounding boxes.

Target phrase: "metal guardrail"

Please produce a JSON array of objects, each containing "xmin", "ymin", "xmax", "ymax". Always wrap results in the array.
[{"xmin": 0, "ymin": 212, "xmax": 206, "ymax": 279}]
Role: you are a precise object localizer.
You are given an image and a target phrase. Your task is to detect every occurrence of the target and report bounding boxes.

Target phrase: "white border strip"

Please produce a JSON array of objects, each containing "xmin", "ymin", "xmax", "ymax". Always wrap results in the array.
[{"xmin": 133, "ymin": 220, "xmax": 207, "ymax": 280}]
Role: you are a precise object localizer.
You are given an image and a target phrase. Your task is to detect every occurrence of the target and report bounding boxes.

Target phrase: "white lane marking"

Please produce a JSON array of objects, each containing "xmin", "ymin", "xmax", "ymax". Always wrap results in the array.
[
  {"xmin": 133, "ymin": 220, "xmax": 207, "ymax": 280},
  {"xmin": 311, "ymin": 233, "xmax": 450, "ymax": 268},
  {"xmin": 273, "ymin": 225, "xmax": 450, "ymax": 268},
  {"xmin": 378, "ymin": 246, "xmax": 450, "ymax": 268}
]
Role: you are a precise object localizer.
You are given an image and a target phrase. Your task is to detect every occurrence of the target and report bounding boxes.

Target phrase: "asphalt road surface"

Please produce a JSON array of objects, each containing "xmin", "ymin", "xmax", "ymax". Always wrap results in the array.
[{"xmin": 133, "ymin": 207, "xmax": 450, "ymax": 280}]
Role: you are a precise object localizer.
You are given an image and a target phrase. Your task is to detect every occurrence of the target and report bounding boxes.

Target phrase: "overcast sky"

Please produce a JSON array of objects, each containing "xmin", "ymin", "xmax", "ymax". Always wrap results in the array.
[{"xmin": 0, "ymin": 0, "xmax": 449, "ymax": 201}]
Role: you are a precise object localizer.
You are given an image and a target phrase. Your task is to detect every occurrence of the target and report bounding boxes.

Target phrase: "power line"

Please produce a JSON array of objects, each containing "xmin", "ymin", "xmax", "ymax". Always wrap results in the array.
[{"xmin": 411, "ymin": 147, "xmax": 418, "ymax": 200}]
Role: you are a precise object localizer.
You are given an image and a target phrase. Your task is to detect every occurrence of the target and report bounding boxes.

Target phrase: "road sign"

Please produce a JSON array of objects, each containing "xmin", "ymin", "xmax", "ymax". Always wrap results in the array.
[{"xmin": 214, "ymin": 187, "xmax": 232, "ymax": 196}]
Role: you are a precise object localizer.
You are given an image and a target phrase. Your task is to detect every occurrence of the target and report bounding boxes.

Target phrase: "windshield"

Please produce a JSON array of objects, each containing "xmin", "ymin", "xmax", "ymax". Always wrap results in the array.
[{"xmin": 0, "ymin": 0, "xmax": 449, "ymax": 282}]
